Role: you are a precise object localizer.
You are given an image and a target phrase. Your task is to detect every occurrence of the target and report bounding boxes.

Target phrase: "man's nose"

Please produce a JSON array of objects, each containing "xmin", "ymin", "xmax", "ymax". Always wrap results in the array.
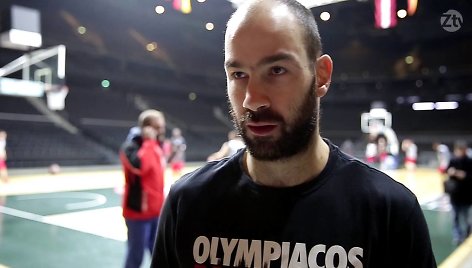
[{"xmin": 242, "ymin": 77, "xmax": 270, "ymax": 112}]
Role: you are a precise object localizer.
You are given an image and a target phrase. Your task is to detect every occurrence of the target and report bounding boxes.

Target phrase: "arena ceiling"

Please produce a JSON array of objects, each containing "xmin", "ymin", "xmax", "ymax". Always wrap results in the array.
[{"xmin": 1, "ymin": 0, "xmax": 471, "ymax": 105}]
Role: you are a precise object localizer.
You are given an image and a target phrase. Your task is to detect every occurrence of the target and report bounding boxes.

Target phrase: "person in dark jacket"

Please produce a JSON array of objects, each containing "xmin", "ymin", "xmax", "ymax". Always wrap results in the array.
[
  {"xmin": 446, "ymin": 140, "xmax": 472, "ymax": 245},
  {"xmin": 120, "ymin": 109, "xmax": 166, "ymax": 268}
]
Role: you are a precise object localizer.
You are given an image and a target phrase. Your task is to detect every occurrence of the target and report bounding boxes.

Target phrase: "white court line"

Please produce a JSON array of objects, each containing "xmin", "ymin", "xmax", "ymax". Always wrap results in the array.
[
  {"xmin": 420, "ymin": 194, "xmax": 452, "ymax": 212},
  {"xmin": 16, "ymin": 192, "xmax": 107, "ymax": 210},
  {"xmin": 43, "ymin": 206, "xmax": 127, "ymax": 241},
  {"xmin": 0, "ymin": 206, "xmax": 46, "ymax": 223},
  {"xmin": 0, "ymin": 205, "xmax": 126, "ymax": 241}
]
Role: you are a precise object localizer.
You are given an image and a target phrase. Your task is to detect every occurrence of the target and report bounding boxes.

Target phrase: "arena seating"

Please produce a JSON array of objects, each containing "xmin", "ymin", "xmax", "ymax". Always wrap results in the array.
[{"xmin": 0, "ymin": 120, "xmax": 114, "ymax": 168}]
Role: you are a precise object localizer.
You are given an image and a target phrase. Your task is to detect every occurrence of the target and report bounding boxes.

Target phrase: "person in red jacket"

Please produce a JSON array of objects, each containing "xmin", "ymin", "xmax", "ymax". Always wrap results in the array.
[{"xmin": 120, "ymin": 109, "xmax": 166, "ymax": 268}]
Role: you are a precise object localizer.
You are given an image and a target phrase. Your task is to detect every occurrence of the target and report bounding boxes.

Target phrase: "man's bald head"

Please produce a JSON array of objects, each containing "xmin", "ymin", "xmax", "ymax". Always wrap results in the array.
[{"xmin": 226, "ymin": 0, "xmax": 322, "ymax": 61}]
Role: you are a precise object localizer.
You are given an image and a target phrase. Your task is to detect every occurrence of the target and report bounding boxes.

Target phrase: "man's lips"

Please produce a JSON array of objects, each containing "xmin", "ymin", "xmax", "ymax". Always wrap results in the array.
[{"xmin": 246, "ymin": 123, "xmax": 278, "ymax": 136}]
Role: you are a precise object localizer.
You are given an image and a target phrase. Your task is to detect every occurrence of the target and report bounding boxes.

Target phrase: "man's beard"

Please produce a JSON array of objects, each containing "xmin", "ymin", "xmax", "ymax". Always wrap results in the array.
[{"xmin": 230, "ymin": 79, "xmax": 318, "ymax": 161}]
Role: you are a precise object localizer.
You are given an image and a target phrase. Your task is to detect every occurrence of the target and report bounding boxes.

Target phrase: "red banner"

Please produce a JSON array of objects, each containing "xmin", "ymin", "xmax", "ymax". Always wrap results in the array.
[{"xmin": 375, "ymin": 0, "xmax": 397, "ymax": 29}]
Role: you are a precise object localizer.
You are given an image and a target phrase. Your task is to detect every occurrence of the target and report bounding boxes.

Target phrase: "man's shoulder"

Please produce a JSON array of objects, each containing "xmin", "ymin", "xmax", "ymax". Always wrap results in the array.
[
  {"xmin": 330, "ymin": 160, "xmax": 421, "ymax": 226},
  {"xmin": 333, "ymin": 153, "xmax": 418, "ymax": 205},
  {"xmin": 170, "ymin": 155, "xmax": 241, "ymax": 196}
]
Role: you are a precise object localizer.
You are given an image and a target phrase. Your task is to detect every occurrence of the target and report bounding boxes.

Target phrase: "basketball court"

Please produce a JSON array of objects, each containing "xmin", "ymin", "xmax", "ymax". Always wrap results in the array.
[{"xmin": 0, "ymin": 164, "xmax": 469, "ymax": 267}]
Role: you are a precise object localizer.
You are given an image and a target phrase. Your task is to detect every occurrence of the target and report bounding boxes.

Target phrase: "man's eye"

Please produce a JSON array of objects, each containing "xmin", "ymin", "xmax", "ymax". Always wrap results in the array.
[
  {"xmin": 232, "ymin": 72, "xmax": 247, "ymax": 79},
  {"xmin": 271, "ymin": 66, "xmax": 286, "ymax": 75}
]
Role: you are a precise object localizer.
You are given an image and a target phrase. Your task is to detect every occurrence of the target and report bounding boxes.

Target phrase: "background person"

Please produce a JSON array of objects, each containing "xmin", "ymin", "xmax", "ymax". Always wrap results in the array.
[
  {"xmin": 365, "ymin": 133, "xmax": 378, "ymax": 166},
  {"xmin": 168, "ymin": 127, "xmax": 187, "ymax": 178},
  {"xmin": 401, "ymin": 138, "xmax": 418, "ymax": 171},
  {"xmin": 207, "ymin": 130, "xmax": 245, "ymax": 161},
  {"xmin": 120, "ymin": 109, "xmax": 166, "ymax": 268},
  {"xmin": 434, "ymin": 142, "xmax": 451, "ymax": 174},
  {"xmin": 445, "ymin": 140, "xmax": 472, "ymax": 245}
]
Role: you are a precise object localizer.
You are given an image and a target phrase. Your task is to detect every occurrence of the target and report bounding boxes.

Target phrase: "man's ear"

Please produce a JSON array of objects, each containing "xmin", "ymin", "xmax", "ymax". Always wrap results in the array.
[{"xmin": 314, "ymin": 54, "xmax": 333, "ymax": 97}]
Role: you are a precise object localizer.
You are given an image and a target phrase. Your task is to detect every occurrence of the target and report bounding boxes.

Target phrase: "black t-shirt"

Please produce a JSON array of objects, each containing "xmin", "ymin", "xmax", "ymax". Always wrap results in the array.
[{"xmin": 152, "ymin": 141, "xmax": 436, "ymax": 268}]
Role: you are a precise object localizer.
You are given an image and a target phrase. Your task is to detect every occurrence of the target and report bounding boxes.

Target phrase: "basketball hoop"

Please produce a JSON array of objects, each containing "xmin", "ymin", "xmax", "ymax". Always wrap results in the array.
[{"xmin": 46, "ymin": 84, "xmax": 68, "ymax": 110}]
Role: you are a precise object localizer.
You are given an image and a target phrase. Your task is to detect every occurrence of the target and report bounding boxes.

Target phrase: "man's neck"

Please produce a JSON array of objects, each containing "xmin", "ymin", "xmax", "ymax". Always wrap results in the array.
[{"xmin": 243, "ymin": 135, "xmax": 330, "ymax": 187}]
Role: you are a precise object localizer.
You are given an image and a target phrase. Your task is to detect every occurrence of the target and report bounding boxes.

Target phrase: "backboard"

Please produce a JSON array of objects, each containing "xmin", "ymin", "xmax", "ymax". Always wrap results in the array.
[{"xmin": 0, "ymin": 44, "xmax": 66, "ymax": 98}]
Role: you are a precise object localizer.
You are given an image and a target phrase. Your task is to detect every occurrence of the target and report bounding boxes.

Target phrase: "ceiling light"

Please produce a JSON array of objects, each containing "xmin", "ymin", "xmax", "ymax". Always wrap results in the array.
[
  {"xmin": 205, "ymin": 23, "xmax": 214, "ymax": 31},
  {"xmin": 397, "ymin": 9, "xmax": 407, "ymax": 19},
  {"xmin": 435, "ymin": 102, "xmax": 458, "ymax": 110},
  {"xmin": 320, "ymin": 12, "xmax": 331, "ymax": 21},
  {"xmin": 412, "ymin": 102, "xmax": 434, "ymax": 111},
  {"xmin": 101, "ymin": 79, "xmax": 110, "ymax": 89},
  {"xmin": 77, "ymin": 26, "xmax": 86, "ymax": 35},
  {"xmin": 146, "ymin": 42, "xmax": 157, "ymax": 52},
  {"xmin": 155, "ymin": 5, "xmax": 165, "ymax": 14}
]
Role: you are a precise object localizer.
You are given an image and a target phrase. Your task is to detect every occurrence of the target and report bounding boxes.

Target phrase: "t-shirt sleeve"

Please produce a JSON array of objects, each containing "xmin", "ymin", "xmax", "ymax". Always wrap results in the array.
[
  {"xmin": 151, "ymin": 192, "xmax": 178, "ymax": 267},
  {"xmin": 391, "ymin": 199, "xmax": 437, "ymax": 267}
]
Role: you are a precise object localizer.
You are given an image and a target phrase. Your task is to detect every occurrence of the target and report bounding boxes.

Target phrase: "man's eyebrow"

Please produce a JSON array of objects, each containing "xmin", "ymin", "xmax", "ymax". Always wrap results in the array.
[
  {"xmin": 224, "ymin": 52, "xmax": 297, "ymax": 69},
  {"xmin": 225, "ymin": 59, "xmax": 242, "ymax": 69},
  {"xmin": 258, "ymin": 53, "xmax": 296, "ymax": 66}
]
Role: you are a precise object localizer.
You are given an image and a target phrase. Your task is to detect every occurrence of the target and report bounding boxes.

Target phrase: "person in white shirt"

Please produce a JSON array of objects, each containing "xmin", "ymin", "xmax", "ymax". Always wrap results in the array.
[
  {"xmin": 433, "ymin": 142, "xmax": 451, "ymax": 174},
  {"xmin": 207, "ymin": 130, "xmax": 245, "ymax": 161},
  {"xmin": 401, "ymin": 138, "xmax": 418, "ymax": 171}
]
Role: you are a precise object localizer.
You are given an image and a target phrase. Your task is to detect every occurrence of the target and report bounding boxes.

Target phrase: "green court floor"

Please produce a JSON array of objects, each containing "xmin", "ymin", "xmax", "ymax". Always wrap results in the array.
[
  {"xmin": 0, "ymin": 188, "xmax": 153, "ymax": 268},
  {"xmin": 0, "ymin": 187, "xmax": 458, "ymax": 267},
  {"xmin": 425, "ymin": 210, "xmax": 456, "ymax": 263}
]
